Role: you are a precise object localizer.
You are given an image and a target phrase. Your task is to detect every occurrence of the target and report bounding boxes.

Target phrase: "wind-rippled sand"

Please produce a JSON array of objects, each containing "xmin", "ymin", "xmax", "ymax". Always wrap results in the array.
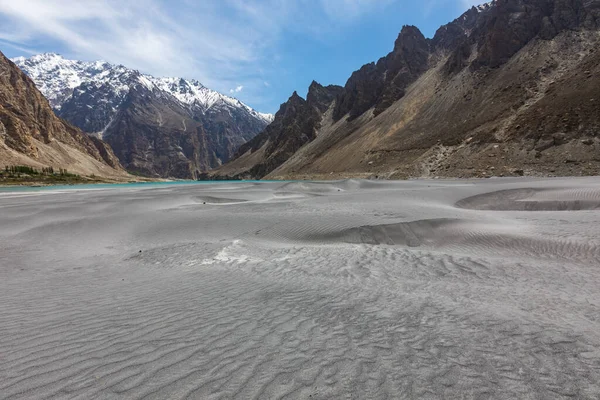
[{"xmin": 1, "ymin": 177, "xmax": 600, "ymax": 399}]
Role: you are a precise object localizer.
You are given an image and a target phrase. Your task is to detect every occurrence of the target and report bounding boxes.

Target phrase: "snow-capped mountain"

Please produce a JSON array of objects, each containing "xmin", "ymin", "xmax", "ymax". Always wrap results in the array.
[
  {"xmin": 12, "ymin": 53, "xmax": 274, "ymax": 179},
  {"xmin": 150, "ymin": 77, "xmax": 273, "ymax": 125},
  {"xmin": 11, "ymin": 53, "xmax": 114, "ymax": 110},
  {"xmin": 12, "ymin": 53, "xmax": 273, "ymax": 126}
]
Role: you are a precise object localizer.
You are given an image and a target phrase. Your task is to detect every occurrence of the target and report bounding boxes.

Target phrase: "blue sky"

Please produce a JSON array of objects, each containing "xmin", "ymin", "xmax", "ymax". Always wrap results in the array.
[{"xmin": 0, "ymin": 0, "xmax": 481, "ymax": 114}]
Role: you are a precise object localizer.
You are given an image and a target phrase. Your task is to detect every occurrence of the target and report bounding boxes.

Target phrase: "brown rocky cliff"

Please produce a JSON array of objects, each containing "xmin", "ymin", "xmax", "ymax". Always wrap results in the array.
[{"xmin": 0, "ymin": 51, "xmax": 123, "ymax": 172}]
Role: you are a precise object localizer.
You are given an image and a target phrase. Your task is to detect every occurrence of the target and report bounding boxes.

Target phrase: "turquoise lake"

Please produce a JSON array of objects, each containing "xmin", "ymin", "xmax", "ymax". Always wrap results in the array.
[{"xmin": 0, "ymin": 180, "xmax": 282, "ymax": 193}]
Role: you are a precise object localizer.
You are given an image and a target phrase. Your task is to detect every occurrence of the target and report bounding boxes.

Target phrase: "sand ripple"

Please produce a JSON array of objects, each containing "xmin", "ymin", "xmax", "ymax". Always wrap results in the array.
[{"xmin": 1, "ymin": 178, "xmax": 600, "ymax": 398}]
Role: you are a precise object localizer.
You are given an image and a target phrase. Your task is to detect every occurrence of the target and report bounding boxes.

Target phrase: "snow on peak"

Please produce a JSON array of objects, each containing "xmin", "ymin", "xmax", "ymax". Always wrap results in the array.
[
  {"xmin": 147, "ymin": 75, "xmax": 273, "ymax": 123},
  {"xmin": 11, "ymin": 56, "xmax": 26, "ymax": 64},
  {"xmin": 459, "ymin": 1, "xmax": 495, "ymax": 23},
  {"xmin": 149, "ymin": 76, "xmax": 218, "ymax": 108},
  {"xmin": 259, "ymin": 113, "xmax": 275, "ymax": 124},
  {"xmin": 12, "ymin": 53, "xmax": 113, "ymax": 109},
  {"xmin": 136, "ymin": 74, "xmax": 156, "ymax": 91},
  {"xmin": 12, "ymin": 54, "xmax": 273, "ymax": 123},
  {"xmin": 475, "ymin": 1, "xmax": 495, "ymax": 12}
]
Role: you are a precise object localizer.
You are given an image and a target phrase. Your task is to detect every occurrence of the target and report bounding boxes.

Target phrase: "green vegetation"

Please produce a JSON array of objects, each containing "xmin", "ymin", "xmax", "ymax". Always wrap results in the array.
[
  {"xmin": 0, "ymin": 165, "xmax": 94, "ymax": 186},
  {"xmin": 126, "ymin": 169, "xmax": 154, "ymax": 178}
]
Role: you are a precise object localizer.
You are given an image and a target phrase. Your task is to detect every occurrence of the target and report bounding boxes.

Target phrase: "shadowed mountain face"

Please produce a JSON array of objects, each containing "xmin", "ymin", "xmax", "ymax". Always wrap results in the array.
[
  {"xmin": 100, "ymin": 83, "xmax": 208, "ymax": 179},
  {"xmin": 92, "ymin": 78, "xmax": 270, "ymax": 179},
  {"xmin": 437, "ymin": 0, "xmax": 594, "ymax": 73},
  {"xmin": 0, "ymin": 51, "xmax": 125, "ymax": 178},
  {"xmin": 211, "ymin": 82, "xmax": 343, "ymax": 180},
  {"xmin": 333, "ymin": 25, "xmax": 430, "ymax": 121},
  {"xmin": 215, "ymin": 0, "xmax": 600, "ymax": 180},
  {"xmin": 13, "ymin": 55, "xmax": 273, "ymax": 179}
]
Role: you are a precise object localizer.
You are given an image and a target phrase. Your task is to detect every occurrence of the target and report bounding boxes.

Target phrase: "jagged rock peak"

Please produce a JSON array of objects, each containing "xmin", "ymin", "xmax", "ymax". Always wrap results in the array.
[
  {"xmin": 288, "ymin": 91, "xmax": 305, "ymax": 103},
  {"xmin": 472, "ymin": 1, "xmax": 496, "ymax": 12},
  {"xmin": 466, "ymin": 0, "xmax": 597, "ymax": 69},
  {"xmin": 307, "ymin": 81, "xmax": 344, "ymax": 112},
  {"xmin": 394, "ymin": 25, "xmax": 427, "ymax": 51}
]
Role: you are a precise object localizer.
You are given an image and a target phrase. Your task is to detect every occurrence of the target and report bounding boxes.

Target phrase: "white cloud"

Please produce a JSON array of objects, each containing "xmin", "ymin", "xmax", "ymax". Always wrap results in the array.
[
  {"xmin": 230, "ymin": 85, "xmax": 244, "ymax": 93},
  {"xmin": 0, "ymin": 0, "xmax": 399, "ymax": 111},
  {"xmin": 0, "ymin": 0, "xmax": 270, "ymax": 87},
  {"xmin": 0, "ymin": 39, "xmax": 37, "ymax": 55}
]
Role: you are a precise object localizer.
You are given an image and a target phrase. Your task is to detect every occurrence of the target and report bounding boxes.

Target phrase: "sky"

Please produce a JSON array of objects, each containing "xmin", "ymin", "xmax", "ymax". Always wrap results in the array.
[{"xmin": 0, "ymin": 0, "xmax": 483, "ymax": 114}]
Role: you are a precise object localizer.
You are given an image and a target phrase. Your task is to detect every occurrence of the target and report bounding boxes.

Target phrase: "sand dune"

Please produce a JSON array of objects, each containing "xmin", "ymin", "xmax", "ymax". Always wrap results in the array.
[
  {"xmin": 457, "ymin": 187, "xmax": 600, "ymax": 211},
  {"xmin": 1, "ymin": 177, "xmax": 600, "ymax": 399}
]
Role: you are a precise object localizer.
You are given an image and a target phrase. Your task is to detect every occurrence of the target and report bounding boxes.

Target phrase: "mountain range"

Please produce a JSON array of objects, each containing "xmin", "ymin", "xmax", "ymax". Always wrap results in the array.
[
  {"xmin": 5, "ymin": 0, "xmax": 600, "ymax": 182},
  {"xmin": 214, "ymin": 0, "xmax": 600, "ymax": 180},
  {"xmin": 0, "ymin": 52, "xmax": 127, "ymax": 179},
  {"xmin": 13, "ymin": 54, "xmax": 273, "ymax": 178}
]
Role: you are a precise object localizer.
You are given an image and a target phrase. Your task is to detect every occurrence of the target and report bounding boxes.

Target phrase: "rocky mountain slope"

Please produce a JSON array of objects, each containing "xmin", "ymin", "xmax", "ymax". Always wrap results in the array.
[
  {"xmin": 0, "ymin": 51, "xmax": 127, "ymax": 179},
  {"xmin": 13, "ymin": 54, "xmax": 273, "ymax": 178},
  {"xmin": 214, "ymin": 0, "xmax": 600, "ymax": 180},
  {"xmin": 214, "ymin": 81, "xmax": 343, "ymax": 179}
]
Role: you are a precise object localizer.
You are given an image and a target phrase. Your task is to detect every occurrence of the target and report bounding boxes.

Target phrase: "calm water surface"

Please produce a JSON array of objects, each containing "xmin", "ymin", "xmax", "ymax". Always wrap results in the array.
[{"xmin": 0, "ymin": 180, "xmax": 281, "ymax": 193}]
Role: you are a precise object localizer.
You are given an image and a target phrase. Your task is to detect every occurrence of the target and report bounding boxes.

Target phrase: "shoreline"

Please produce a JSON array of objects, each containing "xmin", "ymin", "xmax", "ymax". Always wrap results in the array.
[
  {"xmin": 0, "ymin": 176, "xmax": 174, "ymax": 188},
  {"xmin": 6, "ymin": 173, "xmax": 600, "ymax": 189}
]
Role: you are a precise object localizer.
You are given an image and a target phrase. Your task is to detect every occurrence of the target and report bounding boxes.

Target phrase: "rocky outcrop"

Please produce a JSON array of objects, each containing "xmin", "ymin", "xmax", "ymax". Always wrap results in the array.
[
  {"xmin": 306, "ymin": 80, "xmax": 345, "ymax": 113},
  {"xmin": 430, "ymin": 6, "xmax": 484, "ymax": 52},
  {"xmin": 333, "ymin": 25, "xmax": 430, "ymax": 121},
  {"xmin": 445, "ymin": 0, "xmax": 598, "ymax": 71},
  {"xmin": 0, "ymin": 51, "xmax": 124, "ymax": 177}
]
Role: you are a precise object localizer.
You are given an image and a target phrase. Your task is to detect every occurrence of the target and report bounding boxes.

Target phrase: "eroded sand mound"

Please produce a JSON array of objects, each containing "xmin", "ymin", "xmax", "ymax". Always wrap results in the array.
[{"xmin": 456, "ymin": 187, "xmax": 600, "ymax": 211}]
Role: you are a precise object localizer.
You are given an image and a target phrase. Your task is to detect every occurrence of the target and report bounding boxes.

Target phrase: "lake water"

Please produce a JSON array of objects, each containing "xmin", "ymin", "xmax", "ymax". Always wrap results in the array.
[{"xmin": 0, "ymin": 180, "xmax": 276, "ymax": 193}]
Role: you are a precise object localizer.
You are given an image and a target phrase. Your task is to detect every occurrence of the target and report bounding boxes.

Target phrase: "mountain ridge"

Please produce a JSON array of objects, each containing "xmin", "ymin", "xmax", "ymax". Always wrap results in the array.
[
  {"xmin": 213, "ymin": 0, "xmax": 600, "ymax": 180},
  {"xmin": 12, "ymin": 53, "xmax": 273, "ymax": 127}
]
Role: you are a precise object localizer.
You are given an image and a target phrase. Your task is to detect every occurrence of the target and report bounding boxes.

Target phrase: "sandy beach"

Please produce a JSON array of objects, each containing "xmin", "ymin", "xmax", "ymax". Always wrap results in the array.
[{"xmin": 1, "ymin": 178, "xmax": 600, "ymax": 399}]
